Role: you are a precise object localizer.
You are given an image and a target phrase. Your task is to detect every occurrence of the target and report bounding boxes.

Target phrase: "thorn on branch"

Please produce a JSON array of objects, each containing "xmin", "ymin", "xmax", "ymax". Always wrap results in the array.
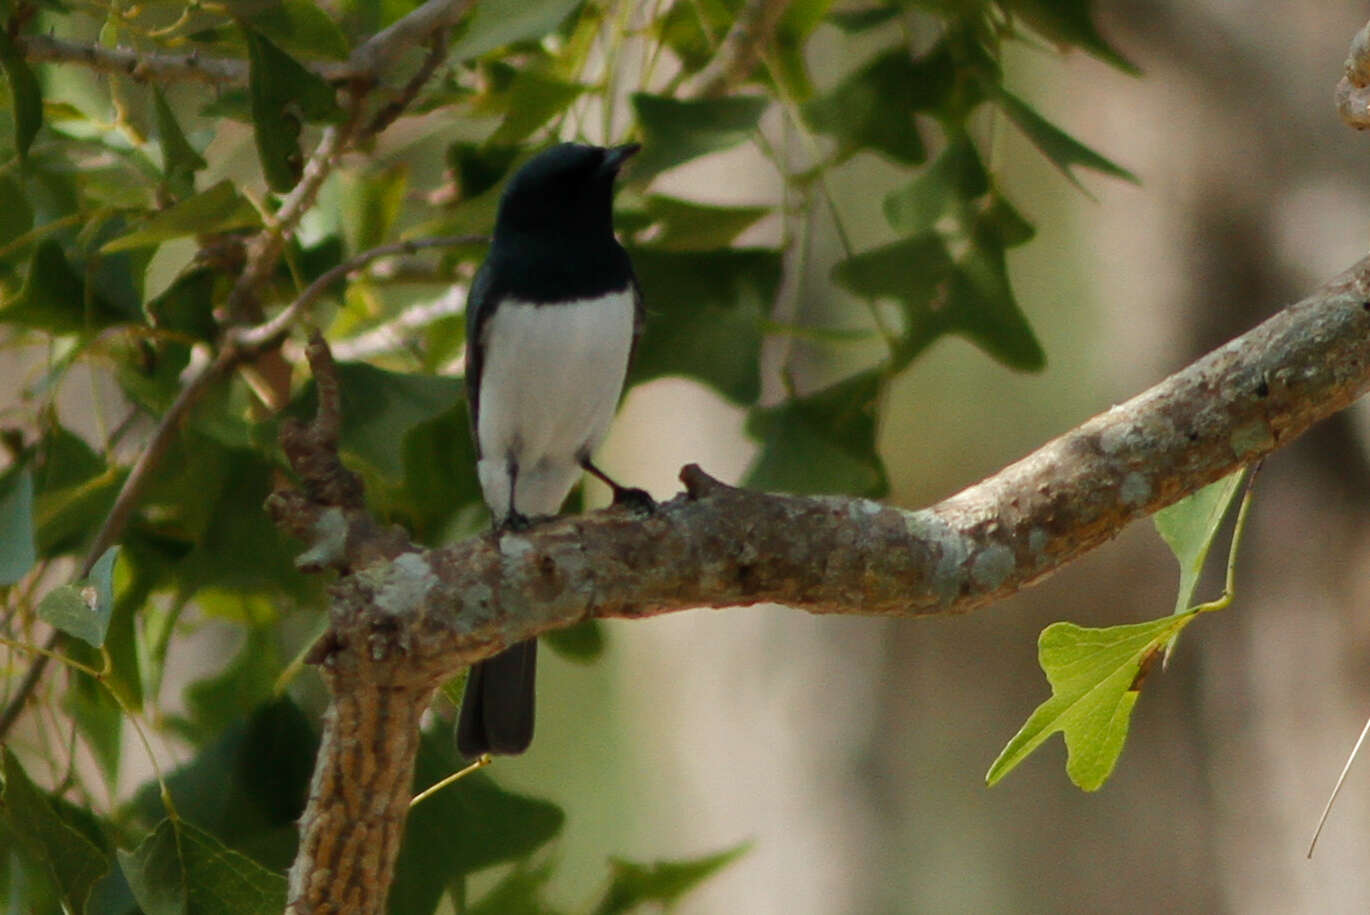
[{"xmin": 680, "ymin": 464, "xmax": 733, "ymax": 500}]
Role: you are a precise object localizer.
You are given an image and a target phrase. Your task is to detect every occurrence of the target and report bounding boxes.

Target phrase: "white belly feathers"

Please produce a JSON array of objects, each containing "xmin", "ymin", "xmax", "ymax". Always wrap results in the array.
[{"xmin": 475, "ymin": 289, "xmax": 636, "ymax": 520}]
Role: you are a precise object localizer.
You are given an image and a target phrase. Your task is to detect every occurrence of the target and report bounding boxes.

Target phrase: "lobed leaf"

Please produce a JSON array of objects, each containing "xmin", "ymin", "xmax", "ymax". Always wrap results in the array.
[
  {"xmin": 986, "ymin": 613, "xmax": 1197, "ymax": 790},
  {"xmin": 592, "ymin": 843, "xmax": 750, "ymax": 915},
  {"xmin": 629, "ymin": 93, "xmax": 769, "ymax": 183}
]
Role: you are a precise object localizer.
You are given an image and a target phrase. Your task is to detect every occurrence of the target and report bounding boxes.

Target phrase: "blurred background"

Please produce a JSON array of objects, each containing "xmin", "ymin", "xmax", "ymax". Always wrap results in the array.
[{"xmin": 502, "ymin": 2, "xmax": 1370, "ymax": 912}]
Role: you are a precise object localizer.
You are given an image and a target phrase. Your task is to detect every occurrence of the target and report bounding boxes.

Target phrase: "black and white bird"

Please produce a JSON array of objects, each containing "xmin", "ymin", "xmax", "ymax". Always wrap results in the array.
[{"xmin": 457, "ymin": 142, "xmax": 651, "ymax": 757}]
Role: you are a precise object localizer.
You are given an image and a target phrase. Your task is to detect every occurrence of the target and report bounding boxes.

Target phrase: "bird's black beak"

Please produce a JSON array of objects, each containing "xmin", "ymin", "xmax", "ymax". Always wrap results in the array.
[{"xmin": 601, "ymin": 143, "xmax": 641, "ymax": 176}]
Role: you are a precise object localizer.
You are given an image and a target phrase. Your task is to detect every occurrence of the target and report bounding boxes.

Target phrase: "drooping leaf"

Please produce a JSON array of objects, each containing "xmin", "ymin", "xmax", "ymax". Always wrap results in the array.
[
  {"xmin": 1154, "ymin": 468, "xmax": 1247, "ymax": 613},
  {"xmin": 153, "ymin": 88, "xmax": 208, "ymax": 194},
  {"xmin": 137, "ymin": 698, "xmax": 315, "ymax": 873},
  {"xmin": 942, "ymin": 227, "xmax": 1045, "ymax": 371},
  {"xmin": 101, "ymin": 181, "xmax": 260, "ymax": 253},
  {"xmin": 1001, "ymin": 0, "xmax": 1138, "ymax": 74},
  {"xmin": 542, "ymin": 619, "xmax": 605, "ymax": 662},
  {"xmin": 803, "ymin": 47, "xmax": 959, "ymax": 164},
  {"xmin": 831, "ymin": 232, "xmax": 954, "ymax": 366},
  {"xmin": 449, "ymin": 0, "xmax": 585, "ymax": 62},
  {"xmin": 36, "ymin": 546, "xmax": 119, "ymax": 648},
  {"xmin": 118, "ymin": 818, "xmax": 287, "ymax": 915},
  {"xmin": 882, "ymin": 135, "xmax": 989, "ymax": 235},
  {"xmin": 388, "ymin": 732, "xmax": 564, "ymax": 914},
  {"xmin": 745, "ymin": 370, "xmax": 887, "ymax": 497},
  {"xmin": 627, "ymin": 247, "xmax": 776, "ymax": 404},
  {"xmin": 32, "ymin": 423, "xmax": 125, "ymax": 557},
  {"xmin": 0, "ymin": 467, "xmax": 36, "ymax": 585},
  {"xmin": 227, "ymin": 0, "xmax": 351, "ymax": 60},
  {"xmin": 0, "ymin": 171, "xmax": 35, "ymax": 250},
  {"xmin": 993, "ymin": 87, "xmax": 1137, "ymax": 188},
  {"xmin": 0, "ymin": 30, "xmax": 42, "ymax": 158},
  {"xmin": 591, "ymin": 844, "xmax": 750, "ymax": 915},
  {"xmin": 628, "ymin": 93, "xmax": 769, "ymax": 183},
  {"xmin": 483, "ymin": 68, "xmax": 584, "ymax": 146},
  {"xmin": 467, "ymin": 860, "xmax": 562, "ymax": 915},
  {"xmin": 342, "ymin": 164, "xmax": 408, "ymax": 254},
  {"xmin": 986, "ymin": 613, "xmax": 1198, "ymax": 790},
  {"xmin": 621, "ymin": 194, "xmax": 770, "ymax": 251},
  {"xmin": 3, "ymin": 239, "xmax": 138, "ymax": 333},
  {"xmin": 63, "ymin": 656, "xmax": 125, "ymax": 790},
  {"xmin": 244, "ymin": 26, "xmax": 344, "ymax": 192},
  {"xmin": 295, "ymin": 363, "xmax": 464, "ymax": 482},
  {"xmin": 0, "ymin": 749, "xmax": 109, "ymax": 912}
]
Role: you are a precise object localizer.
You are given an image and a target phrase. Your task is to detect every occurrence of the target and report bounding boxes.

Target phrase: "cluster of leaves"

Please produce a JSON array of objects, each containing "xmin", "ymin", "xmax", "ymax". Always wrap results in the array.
[{"xmin": 0, "ymin": 0, "xmax": 1147, "ymax": 910}]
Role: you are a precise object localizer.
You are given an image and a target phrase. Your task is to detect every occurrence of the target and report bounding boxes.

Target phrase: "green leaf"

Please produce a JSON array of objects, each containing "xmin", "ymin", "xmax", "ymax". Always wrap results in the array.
[
  {"xmin": 483, "ymin": 68, "xmax": 584, "ymax": 146},
  {"xmin": 627, "ymin": 247, "xmax": 775, "ymax": 404},
  {"xmin": 36, "ymin": 546, "xmax": 118, "ymax": 648},
  {"xmin": 827, "ymin": 7, "xmax": 901, "ymax": 31},
  {"xmin": 146, "ymin": 268, "xmax": 221, "ymax": 341},
  {"xmin": 301, "ymin": 363, "xmax": 464, "ymax": 482},
  {"xmin": 0, "ymin": 468, "xmax": 35, "ymax": 585},
  {"xmin": 244, "ymin": 26, "xmax": 343, "ymax": 192},
  {"xmin": 882, "ymin": 135, "xmax": 989, "ymax": 235},
  {"xmin": 468, "ymin": 860, "xmax": 561, "ymax": 915},
  {"xmin": 986, "ymin": 613, "xmax": 1198, "ymax": 790},
  {"xmin": 227, "ymin": 0, "xmax": 351, "ymax": 60},
  {"xmin": 943, "ymin": 228, "xmax": 1045, "ymax": 371},
  {"xmin": 803, "ymin": 48, "xmax": 953, "ymax": 163},
  {"xmin": 32, "ymin": 423, "xmax": 125, "ymax": 557},
  {"xmin": 397, "ymin": 403, "xmax": 482, "ymax": 544},
  {"xmin": 101, "ymin": 181, "xmax": 261, "ymax": 253},
  {"xmin": 831, "ymin": 232, "xmax": 955, "ymax": 366},
  {"xmin": 542, "ymin": 619, "xmax": 605, "ymax": 662},
  {"xmin": 1001, "ymin": 0, "xmax": 1138, "ymax": 73},
  {"xmin": 1154, "ymin": 469, "xmax": 1246, "ymax": 614},
  {"xmin": 119, "ymin": 818, "xmax": 288, "ymax": 915},
  {"xmin": 0, "ymin": 171, "xmax": 35, "ymax": 250},
  {"xmin": 628, "ymin": 93, "xmax": 769, "ymax": 183},
  {"xmin": 993, "ymin": 87, "xmax": 1137, "ymax": 188},
  {"xmin": 449, "ymin": 0, "xmax": 585, "ymax": 62},
  {"xmin": 3, "ymin": 239, "xmax": 136, "ymax": 333},
  {"xmin": 388, "ymin": 732, "xmax": 564, "ymax": 914},
  {"xmin": 621, "ymin": 194, "xmax": 770, "ymax": 251},
  {"xmin": 183, "ymin": 628, "xmax": 283, "ymax": 741},
  {"xmin": 0, "ymin": 30, "xmax": 42, "ymax": 158},
  {"xmin": 137, "ymin": 698, "xmax": 315, "ymax": 873},
  {"xmin": 745, "ymin": 370, "xmax": 887, "ymax": 497},
  {"xmin": 0, "ymin": 749, "xmax": 109, "ymax": 912},
  {"xmin": 342, "ymin": 164, "xmax": 408, "ymax": 255},
  {"xmin": 153, "ymin": 88, "xmax": 208, "ymax": 194},
  {"xmin": 592, "ymin": 844, "xmax": 750, "ymax": 915},
  {"xmin": 63, "ymin": 656, "xmax": 125, "ymax": 790}
]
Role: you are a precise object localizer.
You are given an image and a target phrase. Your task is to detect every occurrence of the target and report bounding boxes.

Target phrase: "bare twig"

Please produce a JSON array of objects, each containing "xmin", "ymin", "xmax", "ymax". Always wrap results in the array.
[
  {"xmin": 233, "ymin": 235, "xmax": 484, "ymax": 354},
  {"xmin": 681, "ymin": 0, "xmax": 793, "ymax": 98},
  {"xmin": 342, "ymin": 0, "xmax": 476, "ymax": 80},
  {"xmin": 15, "ymin": 34, "xmax": 249, "ymax": 85}
]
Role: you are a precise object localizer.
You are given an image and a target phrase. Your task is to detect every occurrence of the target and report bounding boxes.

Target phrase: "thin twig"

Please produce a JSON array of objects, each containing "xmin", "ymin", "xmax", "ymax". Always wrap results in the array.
[{"xmin": 681, "ymin": 0, "xmax": 792, "ymax": 99}]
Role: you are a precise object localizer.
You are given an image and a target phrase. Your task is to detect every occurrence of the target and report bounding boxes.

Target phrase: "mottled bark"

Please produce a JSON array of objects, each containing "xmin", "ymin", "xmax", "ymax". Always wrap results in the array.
[{"xmin": 276, "ymin": 255, "xmax": 1370, "ymax": 911}]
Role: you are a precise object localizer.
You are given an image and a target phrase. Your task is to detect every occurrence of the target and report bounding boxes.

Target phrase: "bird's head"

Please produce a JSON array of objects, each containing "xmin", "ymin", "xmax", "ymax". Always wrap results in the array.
[{"xmin": 493, "ymin": 142, "xmax": 639, "ymax": 241}]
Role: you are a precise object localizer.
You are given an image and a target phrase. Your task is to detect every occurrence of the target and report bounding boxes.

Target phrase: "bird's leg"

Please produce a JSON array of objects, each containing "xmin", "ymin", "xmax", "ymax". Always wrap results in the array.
[
  {"xmin": 581, "ymin": 457, "xmax": 655, "ymax": 515},
  {"xmin": 499, "ymin": 456, "xmax": 533, "ymax": 532}
]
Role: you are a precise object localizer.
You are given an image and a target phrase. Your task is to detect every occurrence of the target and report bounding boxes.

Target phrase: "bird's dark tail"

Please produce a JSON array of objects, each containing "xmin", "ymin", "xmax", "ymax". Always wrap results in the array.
[{"xmin": 456, "ymin": 640, "xmax": 537, "ymax": 757}]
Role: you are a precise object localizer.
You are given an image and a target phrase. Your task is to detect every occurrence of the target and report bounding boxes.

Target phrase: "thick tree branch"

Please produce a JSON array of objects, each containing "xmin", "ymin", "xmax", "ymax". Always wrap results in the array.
[{"xmin": 277, "ymin": 254, "xmax": 1370, "ymax": 911}]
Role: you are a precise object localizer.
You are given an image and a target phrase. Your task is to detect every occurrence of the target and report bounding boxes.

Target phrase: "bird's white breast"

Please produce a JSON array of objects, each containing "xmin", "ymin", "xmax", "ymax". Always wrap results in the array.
[{"xmin": 475, "ymin": 289, "xmax": 636, "ymax": 519}]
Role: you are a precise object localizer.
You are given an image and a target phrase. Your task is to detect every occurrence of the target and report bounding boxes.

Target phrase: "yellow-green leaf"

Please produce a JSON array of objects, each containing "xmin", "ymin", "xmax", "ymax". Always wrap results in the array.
[
  {"xmin": 101, "ymin": 181, "xmax": 259, "ymax": 253},
  {"xmin": 986, "ymin": 613, "xmax": 1197, "ymax": 791}
]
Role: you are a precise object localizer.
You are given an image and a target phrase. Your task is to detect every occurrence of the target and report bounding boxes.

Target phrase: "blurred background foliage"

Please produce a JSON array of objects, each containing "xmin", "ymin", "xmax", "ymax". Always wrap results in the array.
[{"xmin": 1, "ymin": 0, "xmax": 1369, "ymax": 912}]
